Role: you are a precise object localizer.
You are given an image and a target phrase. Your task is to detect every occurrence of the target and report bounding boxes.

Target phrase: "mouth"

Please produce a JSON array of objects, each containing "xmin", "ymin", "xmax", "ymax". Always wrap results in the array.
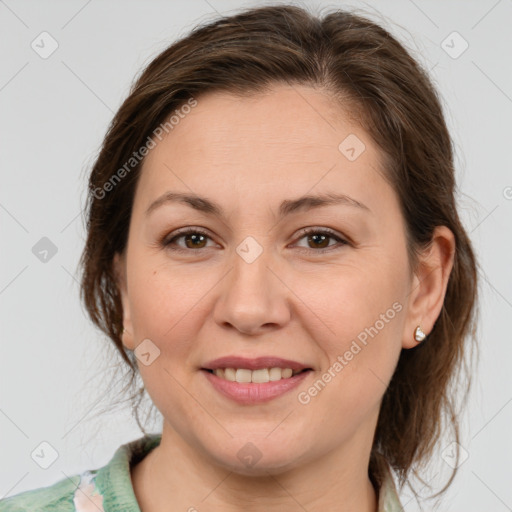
[
  {"xmin": 201, "ymin": 364, "xmax": 313, "ymax": 404},
  {"xmin": 202, "ymin": 355, "xmax": 313, "ymax": 383},
  {"xmin": 201, "ymin": 367, "xmax": 312, "ymax": 383}
]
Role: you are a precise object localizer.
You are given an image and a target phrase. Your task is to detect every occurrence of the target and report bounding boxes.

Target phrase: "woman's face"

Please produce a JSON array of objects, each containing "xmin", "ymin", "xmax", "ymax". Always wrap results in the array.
[{"xmin": 115, "ymin": 84, "xmax": 418, "ymax": 474}]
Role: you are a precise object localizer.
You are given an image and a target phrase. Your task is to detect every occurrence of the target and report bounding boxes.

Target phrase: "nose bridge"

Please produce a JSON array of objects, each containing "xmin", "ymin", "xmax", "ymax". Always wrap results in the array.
[
  {"xmin": 230, "ymin": 234, "xmax": 275, "ymax": 304},
  {"xmin": 233, "ymin": 236, "xmax": 271, "ymax": 295}
]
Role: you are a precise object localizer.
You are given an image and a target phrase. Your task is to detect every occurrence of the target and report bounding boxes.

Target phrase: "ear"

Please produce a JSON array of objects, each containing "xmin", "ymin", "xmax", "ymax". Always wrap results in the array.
[
  {"xmin": 113, "ymin": 251, "xmax": 136, "ymax": 351},
  {"xmin": 402, "ymin": 225, "xmax": 456, "ymax": 349}
]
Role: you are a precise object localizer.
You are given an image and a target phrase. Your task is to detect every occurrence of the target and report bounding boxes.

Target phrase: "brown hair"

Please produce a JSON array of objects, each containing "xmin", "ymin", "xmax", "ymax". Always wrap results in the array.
[{"xmin": 79, "ymin": 3, "xmax": 478, "ymax": 502}]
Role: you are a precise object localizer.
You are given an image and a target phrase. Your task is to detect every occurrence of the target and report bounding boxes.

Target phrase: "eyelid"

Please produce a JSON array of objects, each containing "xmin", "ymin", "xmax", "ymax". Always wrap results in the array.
[
  {"xmin": 160, "ymin": 226, "xmax": 214, "ymax": 247},
  {"xmin": 293, "ymin": 226, "xmax": 349, "ymax": 243},
  {"xmin": 291, "ymin": 227, "xmax": 349, "ymax": 253}
]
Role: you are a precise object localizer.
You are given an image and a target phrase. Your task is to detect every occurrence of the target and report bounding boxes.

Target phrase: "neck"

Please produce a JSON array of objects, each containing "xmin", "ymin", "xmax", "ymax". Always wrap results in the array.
[{"xmin": 132, "ymin": 420, "xmax": 379, "ymax": 512}]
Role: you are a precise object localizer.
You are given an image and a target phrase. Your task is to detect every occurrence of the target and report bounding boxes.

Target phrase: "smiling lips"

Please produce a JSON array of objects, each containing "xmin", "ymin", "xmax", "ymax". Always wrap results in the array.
[
  {"xmin": 202, "ymin": 355, "xmax": 313, "ymax": 404},
  {"xmin": 202, "ymin": 355, "xmax": 311, "ymax": 382},
  {"xmin": 203, "ymin": 355, "xmax": 312, "ymax": 371}
]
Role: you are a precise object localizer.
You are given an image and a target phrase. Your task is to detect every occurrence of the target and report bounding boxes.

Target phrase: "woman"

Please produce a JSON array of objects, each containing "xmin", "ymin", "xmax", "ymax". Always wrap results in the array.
[{"xmin": 0, "ymin": 4, "xmax": 478, "ymax": 511}]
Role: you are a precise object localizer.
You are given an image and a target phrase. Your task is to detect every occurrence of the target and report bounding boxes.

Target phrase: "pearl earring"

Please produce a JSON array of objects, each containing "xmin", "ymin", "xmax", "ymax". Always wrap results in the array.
[{"xmin": 414, "ymin": 325, "xmax": 427, "ymax": 343}]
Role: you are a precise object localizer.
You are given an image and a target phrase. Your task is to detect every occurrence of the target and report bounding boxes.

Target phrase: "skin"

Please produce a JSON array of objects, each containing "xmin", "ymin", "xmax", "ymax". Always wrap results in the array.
[{"xmin": 113, "ymin": 84, "xmax": 455, "ymax": 512}]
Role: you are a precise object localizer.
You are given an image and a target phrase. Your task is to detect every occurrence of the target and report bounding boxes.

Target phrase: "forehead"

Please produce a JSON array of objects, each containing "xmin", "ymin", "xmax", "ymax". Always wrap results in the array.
[
  {"xmin": 149, "ymin": 85, "xmax": 365, "ymax": 161},
  {"xmin": 134, "ymin": 84, "xmax": 391, "ymax": 218}
]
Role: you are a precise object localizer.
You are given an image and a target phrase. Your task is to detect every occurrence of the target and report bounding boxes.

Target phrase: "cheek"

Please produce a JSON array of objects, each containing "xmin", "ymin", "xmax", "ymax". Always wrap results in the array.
[
  {"xmin": 125, "ymin": 264, "xmax": 208, "ymax": 422},
  {"xmin": 300, "ymin": 254, "xmax": 407, "ymax": 343},
  {"xmin": 128, "ymin": 255, "xmax": 208, "ymax": 338},
  {"xmin": 297, "ymin": 255, "xmax": 407, "ymax": 391},
  {"xmin": 292, "ymin": 270, "xmax": 405, "ymax": 438},
  {"xmin": 126, "ymin": 259, "xmax": 221, "ymax": 402}
]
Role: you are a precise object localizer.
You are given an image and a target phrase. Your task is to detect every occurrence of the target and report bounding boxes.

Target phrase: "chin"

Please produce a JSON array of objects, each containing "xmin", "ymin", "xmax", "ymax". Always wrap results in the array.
[{"xmin": 205, "ymin": 436, "xmax": 309, "ymax": 477}]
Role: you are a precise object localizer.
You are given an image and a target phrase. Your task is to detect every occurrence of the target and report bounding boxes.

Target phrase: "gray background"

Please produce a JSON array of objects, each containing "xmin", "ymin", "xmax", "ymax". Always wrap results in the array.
[{"xmin": 1, "ymin": 0, "xmax": 511, "ymax": 510}]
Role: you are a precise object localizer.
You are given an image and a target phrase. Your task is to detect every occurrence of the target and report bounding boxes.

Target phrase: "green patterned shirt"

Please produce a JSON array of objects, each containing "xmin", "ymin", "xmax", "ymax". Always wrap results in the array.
[{"xmin": 0, "ymin": 434, "xmax": 403, "ymax": 511}]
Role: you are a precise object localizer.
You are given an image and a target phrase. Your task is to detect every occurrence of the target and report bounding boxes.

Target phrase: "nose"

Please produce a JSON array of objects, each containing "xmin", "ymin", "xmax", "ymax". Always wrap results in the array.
[{"xmin": 212, "ymin": 246, "xmax": 291, "ymax": 336}]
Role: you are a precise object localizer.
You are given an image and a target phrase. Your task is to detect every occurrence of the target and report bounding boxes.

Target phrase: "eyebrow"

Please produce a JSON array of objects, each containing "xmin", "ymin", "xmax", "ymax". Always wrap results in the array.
[{"xmin": 145, "ymin": 191, "xmax": 371, "ymax": 219}]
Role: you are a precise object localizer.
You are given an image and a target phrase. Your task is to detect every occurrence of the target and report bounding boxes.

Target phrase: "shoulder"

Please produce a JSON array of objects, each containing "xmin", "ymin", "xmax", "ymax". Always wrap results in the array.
[
  {"xmin": 0, "ymin": 434, "xmax": 162, "ymax": 512},
  {"xmin": 0, "ymin": 472, "xmax": 84, "ymax": 512}
]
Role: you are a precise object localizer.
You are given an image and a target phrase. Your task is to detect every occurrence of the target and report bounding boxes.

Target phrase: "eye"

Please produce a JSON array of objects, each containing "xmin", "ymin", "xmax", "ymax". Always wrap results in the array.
[
  {"xmin": 292, "ymin": 227, "xmax": 348, "ymax": 253},
  {"xmin": 162, "ymin": 228, "xmax": 214, "ymax": 251},
  {"xmin": 161, "ymin": 227, "xmax": 349, "ymax": 254}
]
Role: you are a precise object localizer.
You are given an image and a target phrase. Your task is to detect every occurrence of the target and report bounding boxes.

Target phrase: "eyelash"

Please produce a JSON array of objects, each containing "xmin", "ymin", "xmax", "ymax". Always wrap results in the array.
[{"xmin": 161, "ymin": 227, "xmax": 349, "ymax": 255}]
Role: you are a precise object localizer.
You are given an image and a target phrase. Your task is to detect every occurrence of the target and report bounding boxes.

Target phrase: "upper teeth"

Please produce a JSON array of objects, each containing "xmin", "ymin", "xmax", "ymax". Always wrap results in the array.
[{"xmin": 213, "ymin": 367, "xmax": 299, "ymax": 383}]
